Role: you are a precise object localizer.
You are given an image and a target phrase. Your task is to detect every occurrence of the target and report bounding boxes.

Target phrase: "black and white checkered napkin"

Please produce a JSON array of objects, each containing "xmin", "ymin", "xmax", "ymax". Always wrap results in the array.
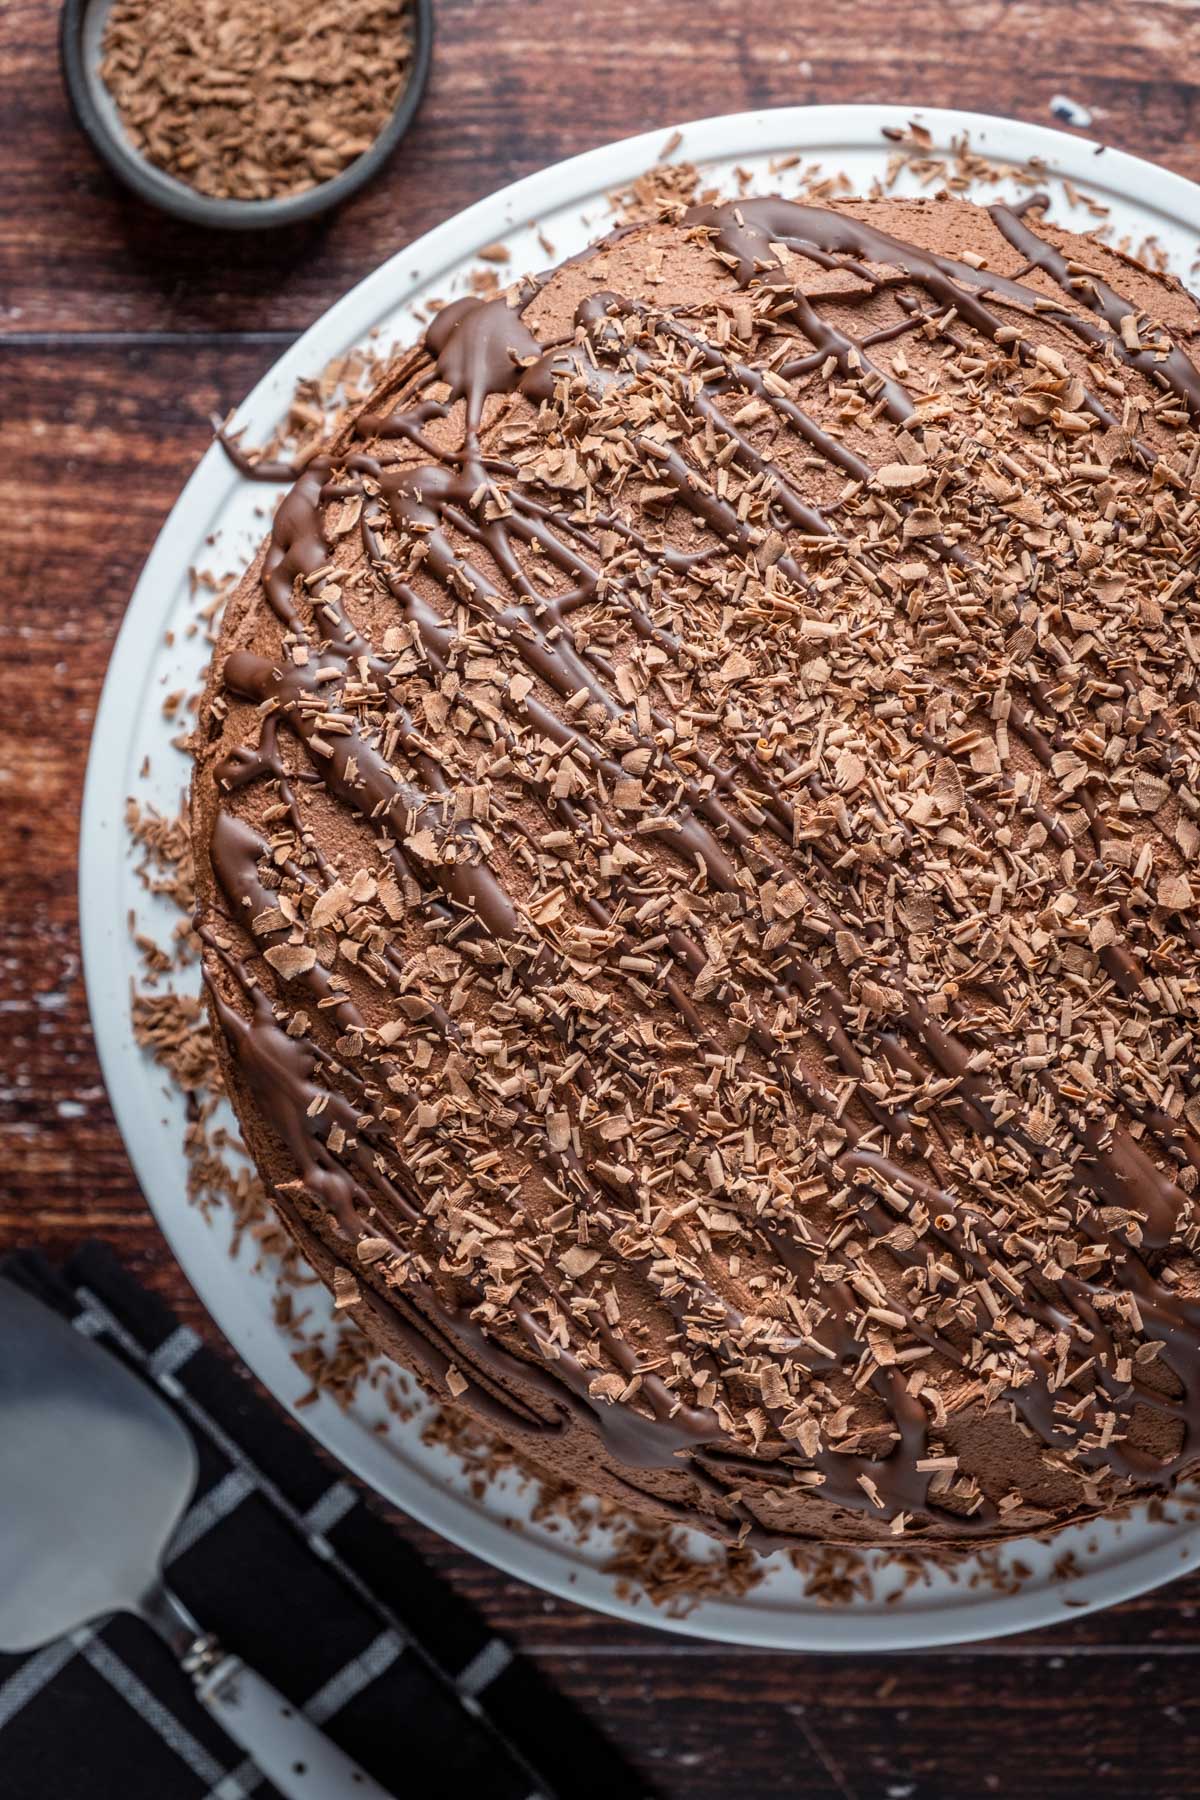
[{"xmin": 0, "ymin": 1245, "xmax": 649, "ymax": 1800}]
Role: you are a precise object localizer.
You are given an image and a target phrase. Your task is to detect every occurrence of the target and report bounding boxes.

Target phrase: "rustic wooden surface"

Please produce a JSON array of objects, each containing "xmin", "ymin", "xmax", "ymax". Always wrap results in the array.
[{"xmin": 7, "ymin": 0, "xmax": 1200, "ymax": 1792}]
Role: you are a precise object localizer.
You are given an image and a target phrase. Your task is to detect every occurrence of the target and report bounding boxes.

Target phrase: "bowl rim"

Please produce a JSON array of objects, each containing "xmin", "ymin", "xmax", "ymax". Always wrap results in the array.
[{"xmin": 59, "ymin": 0, "xmax": 433, "ymax": 230}]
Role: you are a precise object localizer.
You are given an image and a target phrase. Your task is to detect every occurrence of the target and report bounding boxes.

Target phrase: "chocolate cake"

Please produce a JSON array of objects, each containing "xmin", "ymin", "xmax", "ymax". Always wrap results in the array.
[{"xmin": 194, "ymin": 191, "xmax": 1200, "ymax": 1551}]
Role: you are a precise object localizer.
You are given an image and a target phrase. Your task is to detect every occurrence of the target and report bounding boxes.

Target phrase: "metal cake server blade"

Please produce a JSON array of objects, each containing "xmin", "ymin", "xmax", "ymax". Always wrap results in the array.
[{"xmin": 0, "ymin": 1277, "xmax": 391, "ymax": 1798}]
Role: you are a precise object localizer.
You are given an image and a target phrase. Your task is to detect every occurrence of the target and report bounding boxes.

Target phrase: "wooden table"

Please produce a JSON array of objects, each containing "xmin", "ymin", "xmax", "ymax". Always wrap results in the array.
[{"xmin": 7, "ymin": 1, "xmax": 1200, "ymax": 1791}]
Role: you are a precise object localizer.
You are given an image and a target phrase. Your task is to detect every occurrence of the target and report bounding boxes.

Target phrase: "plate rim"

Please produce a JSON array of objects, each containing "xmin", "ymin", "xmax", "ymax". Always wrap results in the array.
[{"xmin": 80, "ymin": 102, "xmax": 1200, "ymax": 1651}]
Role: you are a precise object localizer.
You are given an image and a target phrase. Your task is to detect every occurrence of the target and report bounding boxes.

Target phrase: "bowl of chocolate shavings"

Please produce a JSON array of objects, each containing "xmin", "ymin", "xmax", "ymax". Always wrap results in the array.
[{"xmin": 60, "ymin": 0, "xmax": 433, "ymax": 229}]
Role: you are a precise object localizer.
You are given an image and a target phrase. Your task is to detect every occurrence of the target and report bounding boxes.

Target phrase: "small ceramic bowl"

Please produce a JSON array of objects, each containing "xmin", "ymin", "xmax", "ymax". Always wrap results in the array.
[{"xmin": 60, "ymin": 0, "xmax": 433, "ymax": 230}]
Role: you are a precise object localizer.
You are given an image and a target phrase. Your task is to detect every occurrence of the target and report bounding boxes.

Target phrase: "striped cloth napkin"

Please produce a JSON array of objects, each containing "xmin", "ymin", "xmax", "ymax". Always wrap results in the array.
[{"xmin": 0, "ymin": 1244, "xmax": 650, "ymax": 1800}]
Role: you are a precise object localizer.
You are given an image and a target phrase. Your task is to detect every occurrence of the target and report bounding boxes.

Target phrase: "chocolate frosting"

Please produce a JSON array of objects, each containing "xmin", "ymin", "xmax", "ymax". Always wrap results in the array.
[{"xmin": 194, "ymin": 191, "xmax": 1200, "ymax": 1550}]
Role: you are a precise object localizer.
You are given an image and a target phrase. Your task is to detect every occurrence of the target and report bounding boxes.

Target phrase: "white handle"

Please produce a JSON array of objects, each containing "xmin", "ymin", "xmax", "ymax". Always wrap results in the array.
[{"xmin": 194, "ymin": 1653, "xmax": 393, "ymax": 1799}]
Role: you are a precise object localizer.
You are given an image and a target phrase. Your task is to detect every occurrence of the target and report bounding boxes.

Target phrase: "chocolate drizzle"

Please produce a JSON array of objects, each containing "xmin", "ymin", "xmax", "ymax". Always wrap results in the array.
[{"xmin": 197, "ymin": 193, "xmax": 1200, "ymax": 1549}]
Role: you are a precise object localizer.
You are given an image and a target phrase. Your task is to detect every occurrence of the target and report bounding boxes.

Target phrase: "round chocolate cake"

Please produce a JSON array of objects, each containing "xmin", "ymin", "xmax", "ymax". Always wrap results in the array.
[{"xmin": 194, "ymin": 190, "xmax": 1200, "ymax": 1551}]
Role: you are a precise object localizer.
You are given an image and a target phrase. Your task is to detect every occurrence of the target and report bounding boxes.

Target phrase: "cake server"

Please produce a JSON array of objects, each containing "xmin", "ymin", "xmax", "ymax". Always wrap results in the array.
[{"xmin": 0, "ymin": 1276, "xmax": 391, "ymax": 1799}]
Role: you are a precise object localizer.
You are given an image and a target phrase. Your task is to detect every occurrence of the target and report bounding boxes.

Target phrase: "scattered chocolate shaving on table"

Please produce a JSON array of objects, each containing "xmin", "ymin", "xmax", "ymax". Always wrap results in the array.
[{"xmin": 99, "ymin": 0, "xmax": 414, "ymax": 201}]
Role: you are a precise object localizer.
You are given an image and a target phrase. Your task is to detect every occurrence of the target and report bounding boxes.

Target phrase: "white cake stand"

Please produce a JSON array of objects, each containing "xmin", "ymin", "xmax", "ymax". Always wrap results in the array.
[{"xmin": 80, "ymin": 105, "xmax": 1200, "ymax": 1649}]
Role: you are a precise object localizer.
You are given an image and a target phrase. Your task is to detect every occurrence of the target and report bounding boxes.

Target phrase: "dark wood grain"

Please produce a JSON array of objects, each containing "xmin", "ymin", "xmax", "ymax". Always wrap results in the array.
[
  {"xmin": 6, "ymin": 0, "xmax": 1200, "ymax": 335},
  {"xmin": 7, "ymin": 2, "xmax": 1200, "ymax": 1793}
]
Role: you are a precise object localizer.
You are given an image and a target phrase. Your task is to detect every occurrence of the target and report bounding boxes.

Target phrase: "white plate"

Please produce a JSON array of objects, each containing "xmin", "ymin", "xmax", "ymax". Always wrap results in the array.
[{"xmin": 81, "ymin": 105, "xmax": 1200, "ymax": 1649}]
